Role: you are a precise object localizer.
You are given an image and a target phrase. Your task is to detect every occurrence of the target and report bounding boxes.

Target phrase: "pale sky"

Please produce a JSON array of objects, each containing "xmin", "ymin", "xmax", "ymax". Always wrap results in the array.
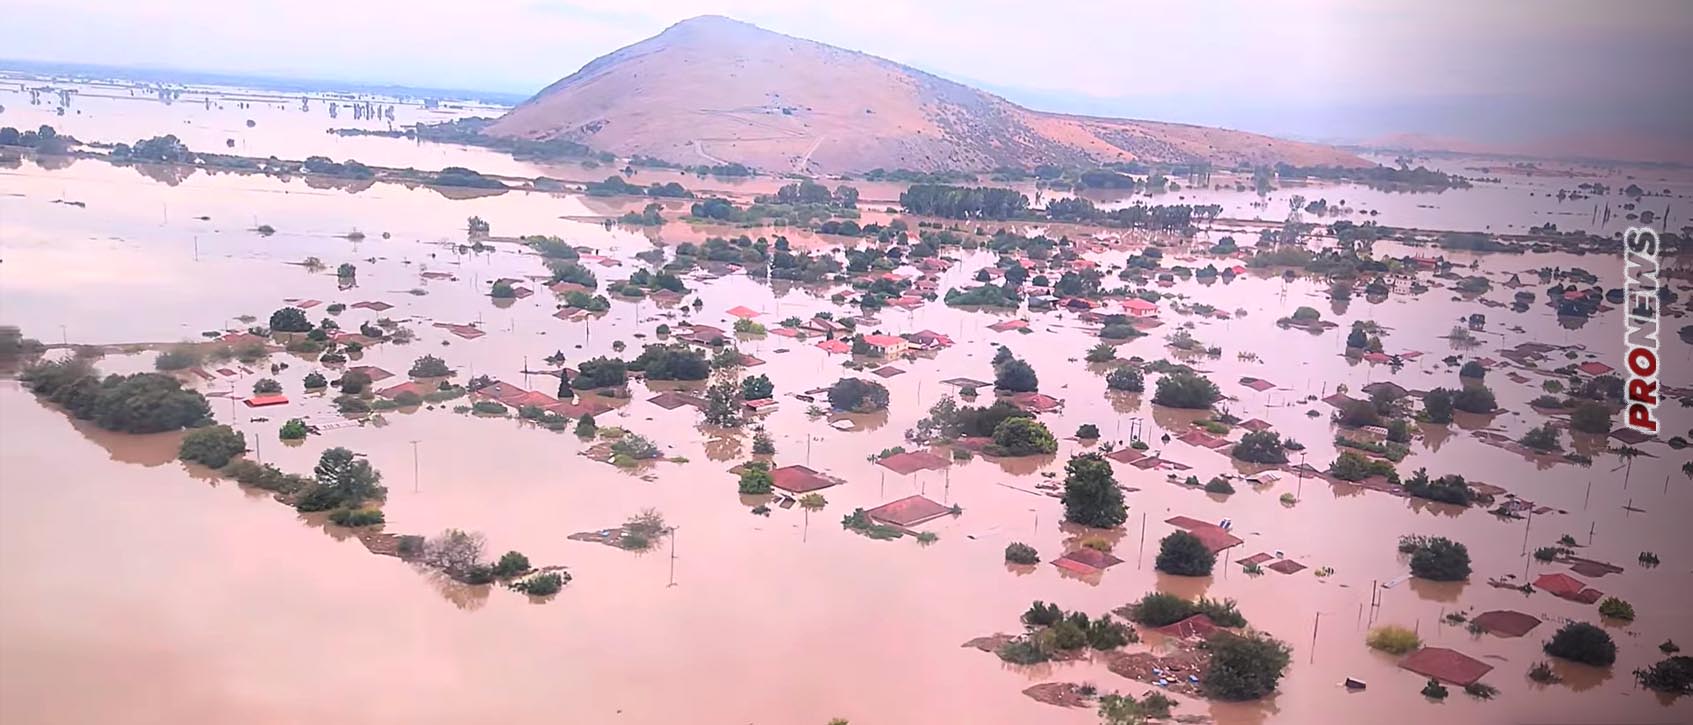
[{"xmin": 4, "ymin": 0, "xmax": 1690, "ymax": 147}]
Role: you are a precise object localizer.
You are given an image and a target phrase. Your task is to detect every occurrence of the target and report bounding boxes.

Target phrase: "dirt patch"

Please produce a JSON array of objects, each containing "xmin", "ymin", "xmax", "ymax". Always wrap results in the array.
[
  {"xmin": 1104, "ymin": 647, "xmax": 1209, "ymax": 697},
  {"xmin": 961, "ymin": 633, "xmax": 1018, "ymax": 652},
  {"xmin": 1022, "ymin": 682, "xmax": 1092, "ymax": 708}
]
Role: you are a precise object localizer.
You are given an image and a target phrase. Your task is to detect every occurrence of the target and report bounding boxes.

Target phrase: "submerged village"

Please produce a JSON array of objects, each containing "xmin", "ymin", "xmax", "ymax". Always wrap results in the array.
[{"xmin": 3, "ymin": 72, "xmax": 1693, "ymax": 725}]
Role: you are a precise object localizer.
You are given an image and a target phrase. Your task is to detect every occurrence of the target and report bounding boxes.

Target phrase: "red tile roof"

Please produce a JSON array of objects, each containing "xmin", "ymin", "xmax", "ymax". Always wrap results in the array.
[
  {"xmin": 1577, "ymin": 361, "xmax": 1613, "ymax": 376},
  {"xmin": 865, "ymin": 495, "xmax": 951, "ymax": 527},
  {"xmin": 877, "ymin": 450, "xmax": 951, "ymax": 475},
  {"xmin": 1471, "ymin": 610, "xmax": 1541, "ymax": 638},
  {"xmin": 1155, "ymin": 614, "xmax": 1219, "ymax": 640},
  {"xmin": 726, "ymin": 305, "xmax": 761, "ymax": 319},
  {"xmin": 1122, "ymin": 298, "xmax": 1159, "ymax": 312},
  {"xmin": 770, "ymin": 465, "xmax": 837, "ymax": 493},
  {"xmin": 1400, "ymin": 647, "xmax": 1494, "ymax": 686},
  {"xmin": 244, "ymin": 395, "xmax": 289, "ymax": 407},
  {"xmin": 1534, "ymin": 573, "xmax": 1585, "ymax": 597}
]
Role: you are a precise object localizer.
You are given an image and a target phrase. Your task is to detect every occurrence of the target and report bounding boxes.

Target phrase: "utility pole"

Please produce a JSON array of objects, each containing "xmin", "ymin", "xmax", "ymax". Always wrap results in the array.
[
  {"xmin": 410, "ymin": 440, "xmax": 420, "ymax": 493},
  {"xmin": 667, "ymin": 527, "xmax": 678, "ymax": 587}
]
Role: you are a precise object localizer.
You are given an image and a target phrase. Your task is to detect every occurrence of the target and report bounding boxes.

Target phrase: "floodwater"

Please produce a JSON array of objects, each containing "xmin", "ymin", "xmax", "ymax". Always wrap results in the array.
[{"xmin": 3, "ymin": 82, "xmax": 1692, "ymax": 725}]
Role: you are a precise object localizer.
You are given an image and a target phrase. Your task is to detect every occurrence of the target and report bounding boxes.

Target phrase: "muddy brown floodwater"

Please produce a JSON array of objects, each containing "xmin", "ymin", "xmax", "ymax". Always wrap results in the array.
[{"xmin": 2, "ymin": 81, "xmax": 1691, "ymax": 725}]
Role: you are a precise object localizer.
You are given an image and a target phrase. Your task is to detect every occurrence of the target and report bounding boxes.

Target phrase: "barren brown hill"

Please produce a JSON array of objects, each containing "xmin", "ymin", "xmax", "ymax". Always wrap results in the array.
[{"xmin": 487, "ymin": 16, "xmax": 1366, "ymax": 175}]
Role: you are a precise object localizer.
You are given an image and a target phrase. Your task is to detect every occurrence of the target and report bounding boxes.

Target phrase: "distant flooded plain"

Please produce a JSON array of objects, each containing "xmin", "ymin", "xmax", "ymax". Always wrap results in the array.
[{"xmin": 2, "ymin": 82, "xmax": 1690, "ymax": 725}]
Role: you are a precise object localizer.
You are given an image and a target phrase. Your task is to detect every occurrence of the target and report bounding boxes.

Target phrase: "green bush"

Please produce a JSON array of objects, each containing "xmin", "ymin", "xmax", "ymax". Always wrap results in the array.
[
  {"xmin": 1086, "ymin": 614, "xmax": 1135, "ymax": 649},
  {"xmin": 493, "ymin": 551, "xmax": 532, "ymax": 578},
  {"xmin": 1005, "ymin": 542, "xmax": 1040, "ymax": 565},
  {"xmin": 1155, "ymin": 531, "xmax": 1215, "ymax": 576},
  {"xmin": 992, "ymin": 417, "xmax": 1057, "ymax": 456},
  {"xmin": 303, "ymin": 372, "xmax": 327, "ymax": 389},
  {"xmin": 1105, "ymin": 366, "xmax": 1144, "ymax": 392},
  {"xmin": 1204, "ymin": 476, "xmax": 1236, "ymax": 494},
  {"xmin": 1153, "ymin": 371, "xmax": 1221, "ymax": 408},
  {"xmin": 1126, "ymin": 592, "xmax": 1245, "ymax": 627},
  {"xmin": 1544, "ymin": 622, "xmax": 1616, "ymax": 666},
  {"xmin": 1022, "ymin": 600, "xmax": 1064, "ymax": 627},
  {"xmin": 471, "ymin": 400, "xmax": 508, "ymax": 415},
  {"xmin": 996, "ymin": 636, "xmax": 1050, "ymax": 664},
  {"xmin": 827, "ymin": 377, "xmax": 890, "ymax": 412},
  {"xmin": 1075, "ymin": 423, "xmax": 1100, "ymax": 439},
  {"xmin": 279, "ymin": 418, "xmax": 308, "ymax": 440},
  {"xmin": 1366, "ymin": 625, "xmax": 1422, "ymax": 654},
  {"xmin": 1231, "ymin": 430, "xmax": 1288, "ymax": 463},
  {"xmin": 179, "ymin": 425, "xmax": 246, "ymax": 468},
  {"xmin": 1634, "ymin": 656, "xmax": 1693, "ymax": 694},
  {"xmin": 252, "ymin": 377, "xmax": 282, "ymax": 394},
  {"xmin": 1422, "ymin": 679, "xmax": 1449, "ymax": 700},
  {"xmin": 512, "ymin": 572, "xmax": 567, "ymax": 596},
  {"xmin": 21, "ymin": 363, "xmax": 211, "ymax": 433},
  {"xmin": 1202, "ymin": 631, "xmax": 1292, "ymax": 701},
  {"xmin": 1598, "ymin": 597, "xmax": 1635, "ymax": 621},
  {"xmin": 328, "ymin": 507, "xmax": 385, "ymax": 527},
  {"xmin": 1407, "ymin": 536, "xmax": 1471, "ymax": 581},
  {"xmin": 738, "ymin": 463, "xmax": 774, "ymax": 494}
]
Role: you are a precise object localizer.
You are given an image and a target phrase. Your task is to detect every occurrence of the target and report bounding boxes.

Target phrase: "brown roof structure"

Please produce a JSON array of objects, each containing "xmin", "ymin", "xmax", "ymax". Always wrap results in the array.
[
  {"xmin": 871, "ymin": 365, "xmax": 906, "ymax": 378},
  {"xmin": 1239, "ymin": 377, "xmax": 1276, "ymax": 392},
  {"xmin": 1400, "ymin": 647, "xmax": 1493, "ymax": 686},
  {"xmin": 647, "ymin": 391, "xmax": 704, "ymax": 410},
  {"xmin": 1054, "ymin": 548, "xmax": 1124, "ymax": 573},
  {"xmin": 1164, "ymin": 516, "xmax": 1243, "ymax": 553},
  {"xmin": 1236, "ymin": 552, "xmax": 1274, "ymax": 566},
  {"xmin": 769, "ymin": 465, "xmax": 838, "ymax": 494},
  {"xmin": 865, "ymin": 495, "xmax": 950, "ymax": 528},
  {"xmin": 1155, "ymin": 614, "xmax": 1219, "ymax": 640},
  {"xmin": 876, "ymin": 450, "xmax": 950, "ymax": 476},
  {"xmin": 1471, "ymin": 610, "xmax": 1541, "ymax": 638},
  {"xmin": 346, "ymin": 365, "xmax": 394, "ymax": 382},
  {"xmin": 1266, "ymin": 559, "xmax": 1307, "ymax": 575},
  {"xmin": 1105, "ymin": 448, "xmax": 1148, "ymax": 464},
  {"xmin": 377, "ymin": 381, "xmax": 432, "ymax": 399},
  {"xmin": 1534, "ymin": 573, "xmax": 1586, "ymax": 598}
]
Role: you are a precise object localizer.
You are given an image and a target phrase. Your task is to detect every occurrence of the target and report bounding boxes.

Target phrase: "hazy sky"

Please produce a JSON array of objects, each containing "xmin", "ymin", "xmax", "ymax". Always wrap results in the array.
[{"xmin": 4, "ymin": 0, "xmax": 1690, "ymax": 148}]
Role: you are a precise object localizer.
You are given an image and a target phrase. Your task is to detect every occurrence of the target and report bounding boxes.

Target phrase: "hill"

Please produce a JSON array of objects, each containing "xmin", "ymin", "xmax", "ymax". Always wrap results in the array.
[{"xmin": 487, "ymin": 16, "xmax": 1365, "ymax": 175}]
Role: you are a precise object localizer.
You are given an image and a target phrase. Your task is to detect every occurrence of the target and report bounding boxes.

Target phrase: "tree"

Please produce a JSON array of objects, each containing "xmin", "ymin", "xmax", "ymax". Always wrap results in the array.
[
  {"xmin": 1569, "ymin": 402, "xmax": 1611, "ymax": 434},
  {"xmin": 1076, "ymin": 423, "xmax": 1101, "ymax": 439},
  {"xmin": 994, "ymin": 358, "xmax": 1039, "ymax": 392},
  {"xmin": 1544, "ymin": 622, "xmax": 1617, "ymax": 666},
  {"xmin": 1231, "ymin": 430, "xmax": 1288, "ymax": 464},
  {"xmin": 572, "ymin": 357, "xmax": 628, "ymax": 389},
  {"xmin": 574, "ymin": 414, "xmax": 597, "ymax": 437},
  {"xmin": 1459, "ymin": 360, "xmax": 1487, "ymax": 379},
  {"xmin": 1407, "ymin": 536, "xmax": 1471, "ymax": 581},
  {"xmin": 336, "ymin": 263, "xmax": 357, "ymax": 279},
  {"xmin": 466, "ymin": 216, "xmax": 490, "ymax": 235},
  {"xmin": 303, "ymin": 372, "xmax": 327, "ymax": 389},
  {"xmin": 409, "ymin": 355, "xmax": 452, "ymax": 377},
  {"xmin": 630, "ymin": 344, "xmax": 710, "ymax": 381},
  {"xmin": 1452, "ymin": 384, "xmax": 1497, "ymax": 414},
  {"xmin": 1598, "ymin": 597, "xmax": 1635, "ymax": 621},
  {"xmin": 178, "ymin": 425, "xmax": 246, "ymax": 468},
  {"xmin": 1423, "ymin": 387, "xmax": 1455, "ymax": 423},
  {"xmin": 740, "ymin": 373, "xmax": 774, "ymax": 400},
  {"xmin": 252, "ymin": 378, "xmax": 282, "ymax": 395},
  {"xmin": 751, "ymin": 428, "xmax": 775, "ymax": 455},
  {"xmin": 1519, "ymin": 423, "xmax": 1562, "ymax": 452},
  {"xmin": 1346, "ymin": 327, "xmax": 1368, "ymax": 349},
  {"xmin": 827, "ymin": 378, "xmax": 889, "ymax": 412},
  {"xmin": 1156, "ymin": 531, "xmax": 1216, "ymax": 576},
  {"xmin": 991, "ymin": 417, "xmax": 1058, "ymax": 456},
  {"xmin": 22, "ymin": 364, "xmax": 212, "ymax": 433},
  {"xmin": 1153, "ymin": 372, "xmax": 1221, "ymax": 409},
  {"xmin": 420, "ymin": 528, "xmax": 486, "ymax": 581},
  {"xmin": 269, "ymin": 307, "xmax": 312, "ymax": 333},
  {"xmin": 1061, "ymin": 453, "xmax": 1126, "ymax": 527},
  {"xmin": 1634, "ymin": 656, "xmax": 1693, "ymax": 694},
  {"xmin": 1106, "ymin": 366, "xmax": 1144, "ymax": 392},
  {"xmin": 492, "ymin": 551, "xmax": 531, "ymax": 578},
  {"xmin": 738, "ymin": 462, "xmax": 774, "ymax": 494},
  {"xmin": 1202, "ymin": 631, "xmax": 1292, "ymax": 701},
  {"xmin": 279, "ymin": 418, "xmax": 309, "ymax": 440},
  {"xmin": 703, "ymin": 378, "xmax": 744, "ymax": 427},
  {"xmin": 339, "ymin": 369, "xmax": 372, "ymax": 395},
  {"xmin": 302, "ymin": 446, "xmax": 384, "ymax": 509},
  {"xmin": 1085, "ymin": 342, "xmax": 1117, "ymax": 363}
]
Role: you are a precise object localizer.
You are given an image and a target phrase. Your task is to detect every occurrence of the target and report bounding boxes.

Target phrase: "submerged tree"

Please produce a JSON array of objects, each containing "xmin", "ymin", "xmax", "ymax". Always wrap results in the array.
[{"xmin": 1060, "ymin": 453, "xmax": 1126, "ymax": 528}]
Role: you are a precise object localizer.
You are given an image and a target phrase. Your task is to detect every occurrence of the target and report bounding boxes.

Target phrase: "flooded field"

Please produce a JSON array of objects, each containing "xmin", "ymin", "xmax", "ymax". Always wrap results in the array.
[{"xmin": 2, "ymin": 83, "xmax": 1691, "ymax": 725}]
